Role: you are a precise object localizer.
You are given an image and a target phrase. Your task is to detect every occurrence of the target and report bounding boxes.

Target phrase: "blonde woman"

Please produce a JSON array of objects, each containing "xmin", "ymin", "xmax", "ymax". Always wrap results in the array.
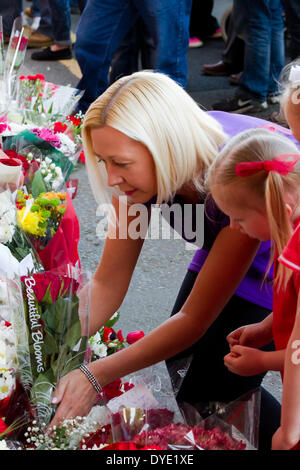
[
  {"xmin": 207, "ymin": 127, "xmax": 300, "ymax": 449},
  {"xmin": 50, "ymin": 72, "xmax": 284, "ymax": 448}
]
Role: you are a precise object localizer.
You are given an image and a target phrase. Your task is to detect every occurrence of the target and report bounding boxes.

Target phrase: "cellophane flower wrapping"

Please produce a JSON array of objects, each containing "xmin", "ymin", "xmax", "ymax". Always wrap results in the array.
[
  {"xmin": 0, "ymin": 187, "xmax": 42, "ymax": 272},
  {"xmin": 12, "ymin": 268, "xmax": 91, "ymax": 429},
  {"xmin": 2, "ymin": 17, "xmax": 30, "ymax": 105},
  {"xmin": 99, "ymin": 370, "xmax": 259, "ymax": 450},
  {"xmin": 3, "ymin": 130, "xmax": 74, "ymax": 193}
]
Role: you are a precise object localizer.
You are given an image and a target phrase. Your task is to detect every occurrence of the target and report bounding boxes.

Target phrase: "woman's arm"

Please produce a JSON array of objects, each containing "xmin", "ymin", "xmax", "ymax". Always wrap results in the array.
[
  {"xmin": 50, "ymin": 226, "xmax": 261, "ymax": 425},
  {"xmin": 82, "ymin": 196, "xmax": 149, "ymax": 335},
  {"xmin": 273, "ymin": 295, "xmax": 300, "ymax": 449}
]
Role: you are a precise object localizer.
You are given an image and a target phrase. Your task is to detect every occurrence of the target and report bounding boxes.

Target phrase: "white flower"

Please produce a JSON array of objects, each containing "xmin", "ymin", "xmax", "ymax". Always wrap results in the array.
[
  {"xmin": 0, "ymin": 440, "xmax": 10, "ymax": 450},
  {"xmin": 90, "ymin": 341, "xmax": 107, "ymax": 358},
  {"xmin": 0, "ymin": 192, "xmax": 16, "ymax": 244},
  {"xmin": 0, "ymin": 370, "xmax": 15, "ymax": 399}
]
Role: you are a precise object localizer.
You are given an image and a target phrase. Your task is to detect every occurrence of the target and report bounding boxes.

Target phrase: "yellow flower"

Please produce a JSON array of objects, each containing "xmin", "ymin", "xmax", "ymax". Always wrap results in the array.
[{"xmin": 17, "ymin": 208, "xmax": 46, "ymax": 236}]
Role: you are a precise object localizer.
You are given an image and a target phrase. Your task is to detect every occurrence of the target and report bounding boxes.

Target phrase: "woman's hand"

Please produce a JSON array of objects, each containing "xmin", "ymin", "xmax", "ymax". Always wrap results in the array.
[
  {"xmin": 49, "ymin": 369, "xmax": 98, "ymax": 428},
  {"xmin": 224, "ymin": 344, "xmax": 267, "ymax": 376}
]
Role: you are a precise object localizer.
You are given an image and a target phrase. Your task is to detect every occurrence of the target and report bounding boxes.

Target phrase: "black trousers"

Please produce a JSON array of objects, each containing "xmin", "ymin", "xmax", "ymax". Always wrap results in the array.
[{"xmin": 166, "ymin": 269, "xmax": 281, "ymax": 450}]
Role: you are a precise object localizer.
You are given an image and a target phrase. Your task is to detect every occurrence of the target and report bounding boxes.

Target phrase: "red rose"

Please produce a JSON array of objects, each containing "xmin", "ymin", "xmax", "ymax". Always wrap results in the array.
[
  {"xmin": 78, "ymin": 150, "xmax": 85, "ymax": 163},
  {"xmin": 21, "ymin": 273, "xmax": 77, "ymax": 304},
  {"xmin": 123, "ymin": 382, "xmax": 134, "ymax": 392},
  {"xmin": 0, "ymin": 397, "xmax": 10, "ymax": 416},
  {"xmin": 0, "ymin": 158, "xmax": 22, "ymax": 167},
  {"xmin": 126, "ymin": 330, "xmax": 145, "ymax": 344},
  {"xmin": 53, "ymin": 122, "xmax": 67, "ymax": 134},
  {"xmin": 0, "ymin": 418, "xmax": 8, "ymax": 434},
  {"xmin": 34, "ymin": 74, "xmax": 45, "ymax": 81},
  {"xmin": 67, "ymin": 115, "xmax": 81, "ymax": 127},
  {"xmin": 0, "ymin": 123, "xmax": 7, "ymax": 133},
  {"xmin": 116, "ymin": 329, "xmax": 124, "ymax": 342},
  {"xmin": 11, "ymin": 35, "xmax": 28, "ymax": 51}
]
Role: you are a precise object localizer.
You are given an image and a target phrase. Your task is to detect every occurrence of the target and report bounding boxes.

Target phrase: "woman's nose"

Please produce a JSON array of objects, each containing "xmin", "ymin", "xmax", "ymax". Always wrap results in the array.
[{"xmin": 106, "ymin": 166, "xmax": 124, "ymax": 187}]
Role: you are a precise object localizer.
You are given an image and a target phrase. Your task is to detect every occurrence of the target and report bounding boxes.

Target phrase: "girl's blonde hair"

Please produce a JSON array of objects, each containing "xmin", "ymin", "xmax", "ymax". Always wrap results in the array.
[
  {"xmin": 82, "ymin": 71, "xmax": 227, "ymax": 205},
  {"xmin": 279, "ymin": 59, "xmax": 300, "ymax": 122},
  {"xmin": 207, "ymin": 128, "xmax": 300, "ymax": 291}
]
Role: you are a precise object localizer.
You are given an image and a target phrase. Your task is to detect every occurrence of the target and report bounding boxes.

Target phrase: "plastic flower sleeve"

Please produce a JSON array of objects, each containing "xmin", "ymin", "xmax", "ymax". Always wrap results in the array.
[
  {"xmin": 15, "ymin": 269, "xmax": 91, "ymax": 427},
  {"xmin": 4, "ymin": 18, "xmax": 30, "ymax": 102},
  {"xmin": 3, "ymin": 130, "xmax": 74, "ymax": 190}
]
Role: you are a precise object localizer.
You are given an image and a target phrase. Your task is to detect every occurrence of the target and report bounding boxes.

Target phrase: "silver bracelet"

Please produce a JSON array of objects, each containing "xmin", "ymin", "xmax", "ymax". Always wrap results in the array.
[{"xmin": 79, "ymin": 364, "xmax": 102, "ymax": 395}]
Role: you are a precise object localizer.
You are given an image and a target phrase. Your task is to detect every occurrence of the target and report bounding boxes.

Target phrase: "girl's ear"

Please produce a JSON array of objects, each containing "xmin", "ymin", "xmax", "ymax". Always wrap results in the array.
[{"xmin": 285, "ymin": 203, "xmax": 293, "ymax": 216}]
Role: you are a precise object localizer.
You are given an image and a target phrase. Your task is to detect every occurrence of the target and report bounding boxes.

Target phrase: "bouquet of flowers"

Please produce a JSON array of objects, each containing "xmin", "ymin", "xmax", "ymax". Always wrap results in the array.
[
  {"xmin": 15, "ymin": 189, "xmax": 80, "ymax": 273},
  {"xmin": 3, "ymin": 130, "xmax": 75, "ymax": 193},
  {"xmin": 12, "ymin": 270, "xmax": 91, "ymax": 427},
  {"xmin": 0, "ymin": 188, "xmax": 41, "ymax": 272},
  {"xmin": 16, "ymin": 74, "xmax": 84, "ymax": 128},
  {"xmin": 88, "ymin": 311, "xmax": 145, "ymax": 360}
]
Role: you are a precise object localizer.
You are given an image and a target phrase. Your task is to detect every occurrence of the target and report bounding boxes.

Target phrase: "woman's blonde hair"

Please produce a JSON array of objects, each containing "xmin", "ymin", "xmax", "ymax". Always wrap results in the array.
[
  {"xmin": 207, "ymin": 128, "xmax": 300, "ymax": 291},
  {"xmin": 82, "ymin": 71, "xmax": 227, "ymax": 205}
]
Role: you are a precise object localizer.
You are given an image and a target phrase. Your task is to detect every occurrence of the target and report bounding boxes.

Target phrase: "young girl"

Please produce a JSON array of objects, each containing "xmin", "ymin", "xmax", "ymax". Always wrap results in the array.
[{"xmin": 207, "ymin": 126, "xmax": 300, "ymax": 450}]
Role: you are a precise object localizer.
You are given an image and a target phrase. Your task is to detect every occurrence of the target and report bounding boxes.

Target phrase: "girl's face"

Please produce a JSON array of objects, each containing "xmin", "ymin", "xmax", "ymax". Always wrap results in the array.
[
  {"xmin": 211, "ymin": 184, "xmax": 271, "ymax": 241},
  {"xmin": 91, "ymin": 126, "xmax": 157, "ymax": 203},
  {"xmin": 285, "ymin": 95, "xmax": 300, "ymax": 142}
]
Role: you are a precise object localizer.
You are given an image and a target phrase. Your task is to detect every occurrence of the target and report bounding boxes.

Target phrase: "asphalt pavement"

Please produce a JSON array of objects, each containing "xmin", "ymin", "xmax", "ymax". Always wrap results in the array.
[{"xmin": 19, "ymin": 0, "xmax": 282, "ymax": 404}]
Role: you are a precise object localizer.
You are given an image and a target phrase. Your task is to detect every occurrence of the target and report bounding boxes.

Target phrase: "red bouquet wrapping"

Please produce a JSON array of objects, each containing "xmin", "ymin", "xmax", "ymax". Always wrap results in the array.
[{"xmin": 37, "ymin": 192, "xmax": 80, "ymax": 273}]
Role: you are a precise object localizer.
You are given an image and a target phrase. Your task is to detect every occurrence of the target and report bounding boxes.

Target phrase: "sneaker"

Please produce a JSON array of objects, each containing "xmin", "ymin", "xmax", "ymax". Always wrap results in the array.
[
  {"xmin": 267, "ymin": 94, "xmax": 280, "ymax": 104},
  {"xmin": 209, "ymin": 28, "xmax": 222, "ymax": 39},
  {"xmin": 212, "ymin": 94, "xmax": 268, "ymax": 114},
  {"xmin": 189, "ymin": 37, "xmax": 203, "ymax": 48}
]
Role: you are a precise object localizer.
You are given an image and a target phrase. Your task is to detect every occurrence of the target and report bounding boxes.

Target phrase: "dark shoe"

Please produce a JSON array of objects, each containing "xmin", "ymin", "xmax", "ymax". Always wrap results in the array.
[
  {"xmin": 202, "ymin": 60, "xmax": 234, "ymax": 76},
  {"xmin": 229, "ymin": 72, "xmax": 242, "ymax": 86},
  {"xmin": 27, "ymin": 32, "xmax": 53, "ymax": 48},
  {"xmin": 31, "ymin": 46, "xmax": 72, "ymax": 61},
  {"xmin": 212, "ymin": 93, "xmax": 268, "ymax": 114}
]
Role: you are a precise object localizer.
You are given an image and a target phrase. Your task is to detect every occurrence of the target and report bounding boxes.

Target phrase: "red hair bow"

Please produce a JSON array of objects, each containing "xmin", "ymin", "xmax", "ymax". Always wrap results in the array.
[{"xmin": 235, "ymin": 153, "xmax": 300, "ymax": 177}]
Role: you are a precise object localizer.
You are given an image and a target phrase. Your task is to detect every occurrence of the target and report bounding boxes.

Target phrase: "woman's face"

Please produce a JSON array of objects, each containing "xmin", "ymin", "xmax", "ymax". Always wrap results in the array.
[
  {"xmin": 211, "ymin": 184, "xmax": 271, "ymax": 241},
  {"xmin": 91, "ymin": 126, "xmax": 157, "ymax": 203}
]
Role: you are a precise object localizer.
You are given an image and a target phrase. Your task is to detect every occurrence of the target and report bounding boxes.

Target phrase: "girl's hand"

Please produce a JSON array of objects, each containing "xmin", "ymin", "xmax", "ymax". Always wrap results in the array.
[
  {"xmin": 227, "ymin": 322, "xmax": 271, "ymax": 350},
  {"xmin": 49, "ymin": 369, "xmax": 98, "ymax": 428},
  {"xmin": 272, "ymin": 426, "xmax": 300, "ymax": 450},
  {"xmin": 224, "ymin": 345, "xmax": 266, "ymax": 376}
]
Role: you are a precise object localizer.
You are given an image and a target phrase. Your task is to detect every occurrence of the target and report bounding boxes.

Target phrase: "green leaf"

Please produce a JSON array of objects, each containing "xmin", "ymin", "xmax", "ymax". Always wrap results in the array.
[
  {"xmin": 63, "ymin": 320, "xmax": 81, "ymax": 350},
  {"xmin": 43, "ymin": 329, "xmax": 59, "ymax": 355},
  {"xmin": 104, "ymin": 312, "xmax": 120, "ymax": 328},
  {"xmin": 31, "ymin": 170, "xmax": 47, "ymax": 198}
]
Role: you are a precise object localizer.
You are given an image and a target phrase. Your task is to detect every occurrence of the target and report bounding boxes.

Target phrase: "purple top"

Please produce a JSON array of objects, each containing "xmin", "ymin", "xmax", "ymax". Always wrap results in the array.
[{"xmin": 187, "ymin": 111, "xmax": 299, "ymax": 310}]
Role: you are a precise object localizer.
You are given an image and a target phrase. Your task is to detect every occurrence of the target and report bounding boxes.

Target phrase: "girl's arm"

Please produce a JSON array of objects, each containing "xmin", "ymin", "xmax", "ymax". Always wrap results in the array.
[
  {"xmin": 272, "ymin": 295, "xmax": 300, "ymax": 449},
  {"xmin": 50, "ymin": 226, "xmax": 262, "ymax": 425}
]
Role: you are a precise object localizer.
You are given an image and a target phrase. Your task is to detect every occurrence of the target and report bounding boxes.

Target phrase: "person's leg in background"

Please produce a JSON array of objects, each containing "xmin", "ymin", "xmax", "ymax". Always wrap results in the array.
[
  {"xmin": 189, "ymin": 0, "xmax": 220, "ymax": 42},
  {"xmin": 165, "ymin": 269, "xmax": 281, "ymax": 450},
  {"xmin": 0, "ymin": 0, "xmax": 23, "ymax": 37},
  {"xmin": 202, "ymin": 10, "xmax": 244, "ymax": 77},
  {"xmin": 211, "ymin": 0, "xmax": 284, "ymax": 114},
  {"xmin": 109, "ymin": 17, "xmax": 156, "ymax": 85},
  {"xmin": 31, "ymin": 0, "xmax": 72, "ymax": 60},
  {"xmin": 75, "ymin": 0, "xmax": 140, "ymax": 113},
  {"xmin": 137, "ymin": 0, "xmax": 192, "ymax": 90},
  {"xmin": 281, "ymin": 0, "xmax": 300, "ymax": 59}
]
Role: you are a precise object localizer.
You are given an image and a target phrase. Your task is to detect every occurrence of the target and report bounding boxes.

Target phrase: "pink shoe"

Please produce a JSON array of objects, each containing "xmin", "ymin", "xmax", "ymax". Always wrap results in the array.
[
  {"xmin": 210, "ymin": 28, "xmax": 222, "ymax": 39},
  {"xmin": 189, "ymin": 37, "xmax": 204, "ymax": 48}
]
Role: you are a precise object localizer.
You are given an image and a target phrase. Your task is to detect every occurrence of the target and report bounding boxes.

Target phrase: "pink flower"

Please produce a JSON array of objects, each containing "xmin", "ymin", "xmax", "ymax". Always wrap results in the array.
[
  {"xmin": 0, "ymin": 123, "xmax": 7, "ymax": 133},
  {"xmin": 126, "ymin": 330, "xmax": 144, "ymax": 344}
]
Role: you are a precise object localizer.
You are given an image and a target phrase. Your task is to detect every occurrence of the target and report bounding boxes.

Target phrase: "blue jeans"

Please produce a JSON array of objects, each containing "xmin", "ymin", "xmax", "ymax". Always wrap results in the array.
[
  {"xmin": 75, "ymin": 0, "xmax": 193, "ymax": 112},
  {"xmin": 233, "ymin": 0, "xmax": 284, "ymax": 101},
  {"xmin": 37, "ymin": 0, "xmax": 72, "ymax": 46},
  {"xmin": 0, "ymin": 0, "xmax": 22, "ymax": 35}
]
